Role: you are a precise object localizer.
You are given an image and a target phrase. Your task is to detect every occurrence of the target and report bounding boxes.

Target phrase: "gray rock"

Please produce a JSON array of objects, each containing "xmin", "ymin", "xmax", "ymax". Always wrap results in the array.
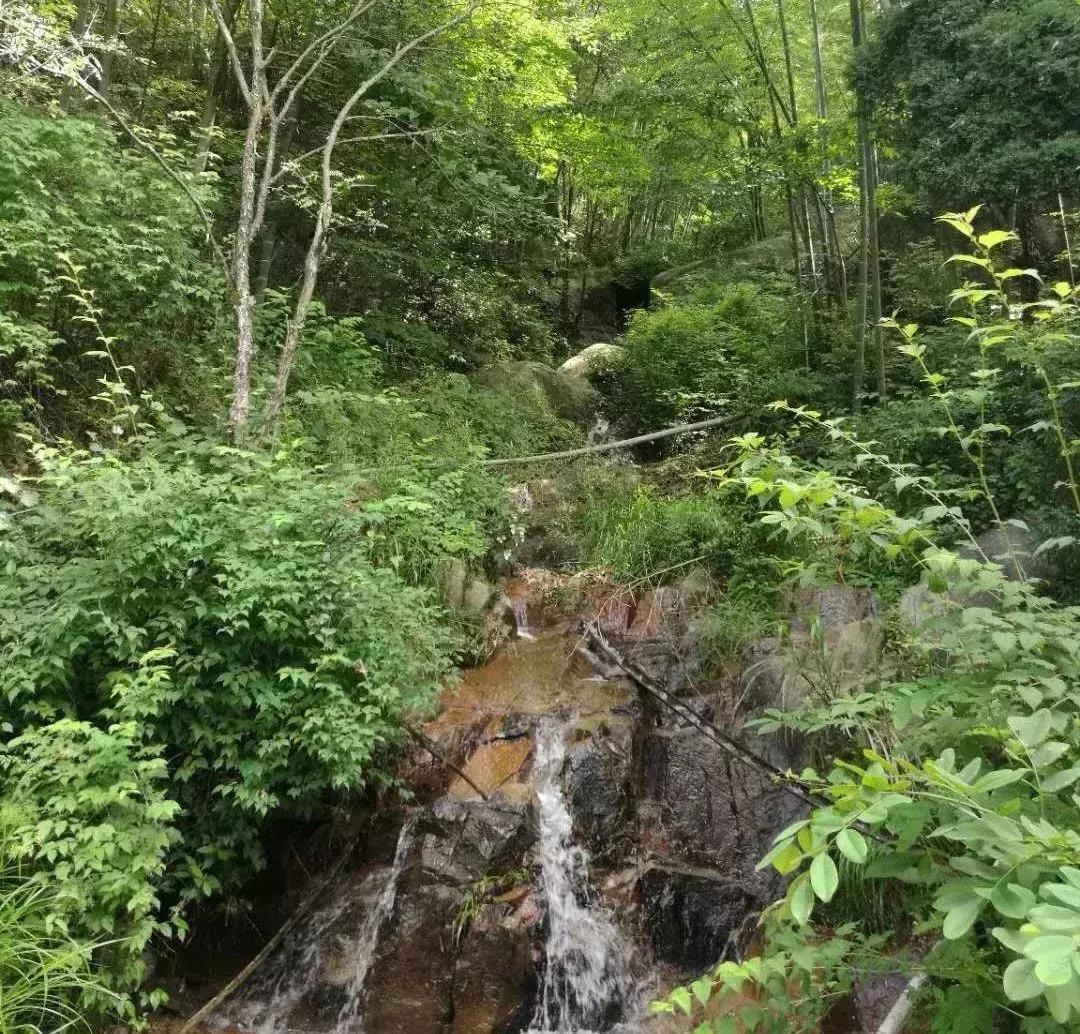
[
  {"xmin": 420, "ymin": 799, "xmax": 532, "ymax": 886},
  {"xmin": 639, "ymin": 865, "xmax": 757, "ymax": 969},
  {"xmin": 642, "ymin": 726, "xmax": 804, "ymax": 887},
  {"xmin": 963, "ymin": 519, "xmax": 1061, "ymax": 587},
  {"xmin": 463, "ymin": 578, "xmax": 494, "ymax": 618},
  {"xmin": 741, "ymin": 585, "xmax": 884, "ymax": 710},
  {"xmin": 898, "ymin": 582, "xmax": 951, "ymax": 632},
  {"xmin": 557, "ymin": 342, "xmax": 625, "ymax": 380}
]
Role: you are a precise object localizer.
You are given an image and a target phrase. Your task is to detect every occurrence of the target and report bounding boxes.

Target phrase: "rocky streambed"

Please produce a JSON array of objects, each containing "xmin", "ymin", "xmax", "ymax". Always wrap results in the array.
[{"xmin": 181, "ymin": 569, "xmax": 887, "ymax": 1034}]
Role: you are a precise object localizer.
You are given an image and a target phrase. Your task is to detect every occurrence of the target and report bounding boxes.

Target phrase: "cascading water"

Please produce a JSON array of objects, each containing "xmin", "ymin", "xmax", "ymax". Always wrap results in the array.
[
  {"xmin": 332, "ymin": 816, "xmax": 415, "ymax": 1034},
  {"xmin": 528, "ymin": 720, "xmax": 640, "ymax": 1034},
  {"xmin": 224, "ymin": 817, "xmax": 415, "ymax": 1034}
]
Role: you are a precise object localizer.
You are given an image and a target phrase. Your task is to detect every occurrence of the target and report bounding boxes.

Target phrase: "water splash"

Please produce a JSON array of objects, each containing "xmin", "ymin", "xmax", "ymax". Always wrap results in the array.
[
  {"xmin": 512, "ymin": 596, "xmax": 536, "ymax": 640},
  {"xmin": 225, "ymin": 817, "xmax": 415, "ymax": 1034},
  {"xmin": 528, "ymin": 720, "xmax": 638, "ymax": 1034},
  {"xmin": 332, "ymin": 816, "xmax": 415, "ymax": 1033}
]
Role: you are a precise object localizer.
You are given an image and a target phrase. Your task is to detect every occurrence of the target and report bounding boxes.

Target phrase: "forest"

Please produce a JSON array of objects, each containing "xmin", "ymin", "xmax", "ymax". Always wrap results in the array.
[{"xmin": 3, "ymin": 0, "xmax": 1080, "ymax": 1031}]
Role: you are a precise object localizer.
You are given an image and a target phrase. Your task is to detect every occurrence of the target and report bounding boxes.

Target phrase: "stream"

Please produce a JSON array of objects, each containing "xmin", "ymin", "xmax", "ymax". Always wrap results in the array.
[{"xmin": 200, "ymin": 575, "xmax": 806, "ymax": 1033}]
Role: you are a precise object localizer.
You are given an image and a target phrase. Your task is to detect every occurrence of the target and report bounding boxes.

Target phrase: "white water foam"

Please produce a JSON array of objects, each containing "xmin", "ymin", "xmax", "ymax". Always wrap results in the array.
[
  {"xmin": 528, "ymin": 720, "xmax": 641, "ymax": 1034},
  {"xmin": 223, "ymin": 817, "xmax": 415, "ymax": 1034}
]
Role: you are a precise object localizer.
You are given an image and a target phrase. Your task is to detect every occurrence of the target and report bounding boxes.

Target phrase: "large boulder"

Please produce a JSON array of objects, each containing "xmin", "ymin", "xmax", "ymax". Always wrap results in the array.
[
  {"xmin": 557, "ymin": 342, "xmax": 625, "ymax": 380},
  {"xmin": 473, "ymin": 360, "xmax": 598, "ymax": 426},
  {"xmin": 419, "ymin": 799, "xmax": 532, "ymax": 886},
  {"xmin": 961, "ymin": 518, "xmax": 1061, "ymax": 588},
  {"xmin": 741, "ymin": 586, "xmax": 883, "ymax": 710}
]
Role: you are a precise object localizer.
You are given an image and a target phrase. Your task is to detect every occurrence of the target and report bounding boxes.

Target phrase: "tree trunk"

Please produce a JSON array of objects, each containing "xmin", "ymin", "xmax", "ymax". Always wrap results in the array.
[
  {"xmin": 851, "ymin": 0, "xmax": 884, "ymax": 403},
  {"xmin": 227, "ymin": 89, "xmax": 265, "ymax": 443},
  {"xmin": 97, "ymin": 0, "xmax": 121, "ymax": 102},
  {"xmin": 60, "ymin": 0, "xmax": 95, "ymax": 113}
]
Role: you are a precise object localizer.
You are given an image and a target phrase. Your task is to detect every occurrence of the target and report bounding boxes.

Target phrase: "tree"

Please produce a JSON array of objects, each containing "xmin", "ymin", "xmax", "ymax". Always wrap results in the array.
[{"xmin": 855, "ymin": 0, "xmax": 1080, "ymax": 221}]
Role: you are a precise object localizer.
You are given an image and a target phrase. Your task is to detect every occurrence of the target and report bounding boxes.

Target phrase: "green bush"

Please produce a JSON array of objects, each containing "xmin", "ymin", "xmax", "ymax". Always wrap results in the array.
[
  {"xmin": 0, "ymin": 832, "xmax": 115, "ymax": 1031},
  {"xmin": 597, "ymin": 282, "xmax": 799, "ymax": 434},
  {"xmin": 583, "ymin": 487, "xmax": 751, "ymax": 583},
  {"xmin": 0, "ymin": 436, "xmax": 457, "ymax": 937},
  {"xmin": 0, "ymin": 103, "xmax": 219, "ymax": 448}
]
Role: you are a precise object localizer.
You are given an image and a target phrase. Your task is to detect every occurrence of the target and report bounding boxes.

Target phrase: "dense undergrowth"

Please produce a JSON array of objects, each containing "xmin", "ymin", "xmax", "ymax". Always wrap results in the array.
[{"xmin": 4, "ymin": 0, "xmax": 1080, "ymax": 1031}]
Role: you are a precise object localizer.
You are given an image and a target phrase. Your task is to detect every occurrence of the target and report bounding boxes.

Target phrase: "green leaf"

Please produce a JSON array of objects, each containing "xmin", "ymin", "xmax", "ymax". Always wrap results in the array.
[
  {"xmin": 835, "ymin": 828, "xmax": 868, "ymax": 864},
  {"xmin": 979, "ymin": 230, "xmax": 1016, "ymax": 250},
  {"xmin": 1023, "ymin": 934, "xmax": 1077, "ymax": 962},
  {"xmin": 690, "ymin": 976, "xmax": 713, "ymax": 1008},
  {"xmin": 669, "ymin": 986, "xmax": 693, "ymax": 1016},
  {"xmin": 810, "ymin": 852, "xmax": 839, "ymax": 903},
  {"xmin": 1028, "ymin": 905, "xmax": 1080, "ymax": 934},
  {"xmin": 1002, "ymin": 958, "xmax": 1043, "ymax": 1002},
  {"xmin": 1044, "ymin": 766, "xmax": 1080, "ymax": 792},
  {"xmin": 790, "ymin": 876, "xmax": 815, "ymax": 926},
  {"xmin": 991, "ymin": 883, "xmax": 1036, "ymax": 920},
  {"xmin": 943, "ymin": 897, "xmax": 983, "ymax": 939},
  {"xmin": 1036, "ymin": 954, "xmax": 1076, "ymax": 987},
  {"xmin": 1008, "ymin": 710, "xmax": 1053, "ymax": 748}
]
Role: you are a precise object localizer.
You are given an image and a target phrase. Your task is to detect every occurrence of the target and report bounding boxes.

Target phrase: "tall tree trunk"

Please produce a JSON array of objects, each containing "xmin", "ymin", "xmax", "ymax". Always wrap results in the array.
[
  {"xmin": 97, "ymin": 0, "xmax": 121, "ymax": 102},
  {"xmin": 60, "ymin": 0, "xmax": 95, "ymax": 113},
  {"xmin": 192, "ymin": 0, "xmax": 237, "ymax": 174},
  {"xmin": 851, "ymin": 0, "xmax": 885, "ymax": 402}
]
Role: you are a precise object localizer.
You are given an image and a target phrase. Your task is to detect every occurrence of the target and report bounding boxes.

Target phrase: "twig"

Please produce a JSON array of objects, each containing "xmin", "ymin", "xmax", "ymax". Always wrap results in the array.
[{"xmin": 403, "ymin": 721, "xmax": 490, "ymax": 801}]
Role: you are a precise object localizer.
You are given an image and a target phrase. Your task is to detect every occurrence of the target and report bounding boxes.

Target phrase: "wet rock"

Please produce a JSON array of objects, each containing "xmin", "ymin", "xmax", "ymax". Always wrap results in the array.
[
  {"xmin": 448, "ymin": 736, "xmax": 533, "ymax": 803},
  {"xmin": 361, "ymin": 883, "xmax": 458, "ymax": 1033},
  {"xmin": 642, "ymin": 726, "xmax": 804, "ymax": 886},
  {"xmin": 420, "ymin": 799, "xmax": 532, "ymax": 886},
  {"xmin": 451, "ymin": 908, "xmax": 534, "ymax": 1033},
  {"xmin": 639, "ymin": 866, "xmax": 757, "ymax": 970},
  {"xmin": 557, "ymin": 342, "xmax": 625, "ymax": 380},
  {"xmin": 566, "ymin": 723, "xmax": 635, "ymax": 855}
]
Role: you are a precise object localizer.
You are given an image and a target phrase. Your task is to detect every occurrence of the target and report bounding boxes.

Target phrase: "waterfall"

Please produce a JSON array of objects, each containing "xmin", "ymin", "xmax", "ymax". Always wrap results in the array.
[
  {"xmin": 332, "ymin": 816, "xmax": 415, "ymax": 1033},
  {"xmin": 225, "ymin": 817, "xmax": 415, "ymax": 1034},
  {"xmin": 512, "ymin": 596, "xmax": 535, "ymax": 640},
  {"xmin": 528, "ymin": 721, "xmax": 638, "ymax": 1034}
]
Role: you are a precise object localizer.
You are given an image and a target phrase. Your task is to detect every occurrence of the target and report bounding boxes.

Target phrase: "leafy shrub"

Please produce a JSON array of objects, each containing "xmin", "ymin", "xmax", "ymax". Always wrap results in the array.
[
  {"xmin": 583, "ymin": 487, "xmax": 751, "ymax": 583},
  {"xmin": 596, "ymin": 282, "xmax": 799, "ymax": 434},
  {"xmin": 0, "ymin": 436, "xmax": 457, "ymax": 930},
  {"xmin": 1, "ymin": 717, "xmax": 180, "ymax": 1013},
  {"xmin": 0, "ymin": 103, "xmax": 218, "ymax": 446}
]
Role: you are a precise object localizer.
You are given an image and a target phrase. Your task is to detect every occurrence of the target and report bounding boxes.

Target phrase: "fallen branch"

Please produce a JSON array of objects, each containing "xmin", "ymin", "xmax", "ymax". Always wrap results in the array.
[
  {"xmin": 403, "ymin": 721, "xmax": 490, "ymax": 801},
  {"xmin": 179, "ymin": 818, "xmax": 369, "ymax": 1033},
  {"xmin": 875, "ymin": 972, "xmax": 928, "ymax": 1034},
  {"xmin": 481, "ymin": 412, "xmax": 743, "ymax": 467},
  {"xmin": 584, "ymin": 625, "xmax": 822, "ymax": 811}
]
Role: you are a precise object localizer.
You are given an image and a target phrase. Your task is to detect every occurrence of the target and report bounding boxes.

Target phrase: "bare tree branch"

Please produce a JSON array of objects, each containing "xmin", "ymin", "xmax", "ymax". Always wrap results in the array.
[{"xmin": 259, "ymin": 1, "xmax": 484, "ymax": 434}]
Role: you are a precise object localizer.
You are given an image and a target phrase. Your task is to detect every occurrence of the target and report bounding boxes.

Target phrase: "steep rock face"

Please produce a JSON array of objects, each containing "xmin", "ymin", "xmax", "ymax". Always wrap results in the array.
[
  {"xmin": 361, "ymin": 881, "xmax": 459, "ymax": 1032},
  {"xmin": 641, "ymin": 727, "xmax": 803, "ymax": 891},
  {"xmin": 639, "ymin": 866, "xmax": 756, "ymax": 970}
]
